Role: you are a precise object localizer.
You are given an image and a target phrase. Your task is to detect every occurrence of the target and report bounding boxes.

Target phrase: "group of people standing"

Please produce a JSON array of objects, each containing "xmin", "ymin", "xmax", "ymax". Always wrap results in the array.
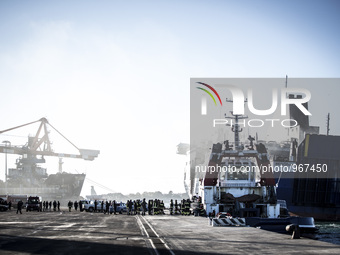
[
  {"xmin": 67, "ymin": 200, "xmax": 81, "ymax": 212},
  {"xmin": 147, "ymin": 199, "xmax": 165, "ymax": 215},
  {"xmin": 126, "ymin": 199, "xmax": 168, "ymax": 215},
  {"xmin": 7, "ymin": 197, "xmax": 206, "ymax": 217},
  {"xmin": 17, "ymin": 197, "xmax": 200, "ymax": 216},
  {"xmin": 90, "ymin": 200, "xmax": 118, "ymax": 214},
  {"xmin": 126, "ymin": 199, "xmax": 192, "ymax": 216},
  {"xmin": 42, "ymin": 201, "xmax": 61, "ymax": 211},
  {"xmin": 169, "ymin": 199, "xmax": 192, "ymax": 215},
  {"xmin": 126, "ymin": 198, "xmax": 149, "ymax": 215}
]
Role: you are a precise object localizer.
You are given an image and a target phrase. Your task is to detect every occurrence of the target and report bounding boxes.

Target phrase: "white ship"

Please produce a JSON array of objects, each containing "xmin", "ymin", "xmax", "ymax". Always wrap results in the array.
[{"xmin": 178, "ymin": 105, "xmax": 317, "ymax": 233}]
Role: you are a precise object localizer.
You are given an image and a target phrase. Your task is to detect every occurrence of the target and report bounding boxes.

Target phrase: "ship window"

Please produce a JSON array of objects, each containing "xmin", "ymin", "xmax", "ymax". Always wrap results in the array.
[{"xmin": 226, "ymin": 164, "xmax": 249, "ymax": 181}]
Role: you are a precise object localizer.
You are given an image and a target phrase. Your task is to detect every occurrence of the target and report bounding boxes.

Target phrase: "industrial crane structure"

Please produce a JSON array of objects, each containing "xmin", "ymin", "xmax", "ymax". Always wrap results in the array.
[
  {"xmin": 0, "ymin": 117, "xmax": 99, "ymax": 161},
  {"xmin": 0, "ymin": 118, "xmax": 100, "ymax": 200}
]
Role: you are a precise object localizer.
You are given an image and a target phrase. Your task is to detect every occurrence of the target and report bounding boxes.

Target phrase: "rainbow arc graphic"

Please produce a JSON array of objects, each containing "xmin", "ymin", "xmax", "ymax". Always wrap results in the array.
[{"xmin": 196, "ymin": 82, "xmax": 222, "ymax": 106}]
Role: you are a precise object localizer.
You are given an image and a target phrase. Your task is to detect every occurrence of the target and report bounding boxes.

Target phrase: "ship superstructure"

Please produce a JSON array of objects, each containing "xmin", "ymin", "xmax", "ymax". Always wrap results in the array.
[
  {"xmin": 198, "ymin": 111, "xmax": 279, "ymax": 218},
  {"xmin": 188, "ymin": 99, "xmax": 317, "ymax": 234}
]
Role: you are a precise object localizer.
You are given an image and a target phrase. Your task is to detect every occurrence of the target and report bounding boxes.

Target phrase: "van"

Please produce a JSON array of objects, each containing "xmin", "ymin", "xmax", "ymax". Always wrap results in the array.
[{"xmin": 26, "ymin": 196, "xmax": 42, "ymax": 212}]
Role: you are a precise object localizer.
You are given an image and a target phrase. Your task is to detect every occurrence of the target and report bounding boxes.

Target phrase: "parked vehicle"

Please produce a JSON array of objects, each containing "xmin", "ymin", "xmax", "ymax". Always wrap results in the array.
[
  {"xmin": 7, "ymin": 195, "xmax": 28, "ymax": 209},
  {"xmin": 79, "ymin": 199, "xmax": 91, "ymax": 212},
  {"xmin": 0, "ymin": 198, "xmax": 9, "ymax": 211},
  {"xmin": 109, "ymin": 202, "xmax": 127, "ymax": 214},
  {"xmin": 83, "ymin": 200, "xmax": 104, "ymax": 212},
  {"xmin": 26, "ymin": 196, "xmax": 42, "ymax": 212},
  {"xmin": 83, "ymin": 200, "xmax": 127, "ymax": 213}
]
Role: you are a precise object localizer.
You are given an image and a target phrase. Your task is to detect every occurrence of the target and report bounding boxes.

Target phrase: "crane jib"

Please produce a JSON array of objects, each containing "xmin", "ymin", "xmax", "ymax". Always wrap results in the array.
[{"xmin": 0, "ymin": 118, "xmax": 100, "ymax": 161}]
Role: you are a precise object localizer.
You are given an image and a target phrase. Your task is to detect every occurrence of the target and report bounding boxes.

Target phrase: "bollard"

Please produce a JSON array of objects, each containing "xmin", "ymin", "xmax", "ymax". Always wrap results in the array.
[{"xmin": 286, "ymin": 224, "xmax": 301, "ymax": 239}]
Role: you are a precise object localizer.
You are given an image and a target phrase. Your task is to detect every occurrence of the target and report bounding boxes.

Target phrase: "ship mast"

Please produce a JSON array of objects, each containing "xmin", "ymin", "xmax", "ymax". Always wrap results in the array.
[
  {"xmin": 327, "ymin": 113, "xmax": 330, "ymax": 136},
  {"xmin": 285, "ymin": 75, "xmax": 289, "ymax": 137},
  {"xmin": 225, "ymin": 99, "xmax": 248, "ymax": 151},
  {"xmin": 58, "ymin": 158, "xmax": 64, "ymax": 173}
]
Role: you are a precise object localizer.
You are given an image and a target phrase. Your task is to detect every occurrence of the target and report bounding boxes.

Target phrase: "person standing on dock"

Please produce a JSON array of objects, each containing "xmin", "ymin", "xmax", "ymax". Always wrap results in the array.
[
  {"xmin": 170, "ymin": 199, "xmax": 174, "ymax": 215},
  {"xmin": 16, "ymin": 200, "xmax": 23, "ymax": 214},
  {"xmin": 94, "ymin": 200, "xmax": 98, "ymax": 212},
  {"xmin": 175, "ymin": 200, "xmax": 178, "ymax": 215},
  {"xmin": 113, "ymin": 200, "xmax": 117, "ymax": 215},
  {"xmin": 184, "ymin": 199, "xmax": 191, "ymax": 216},
  {"xmin": 104, "ymin": 200, "xmax": 109, "ymax": 214},
  {"xmin": 180, "ymin": 200, "xmax": 184, "ymax": 215},
  {"xmin": 53, "ymin": 200, "xmax": 57, "ymax": 211},
  {"xmin": 160, "ymin": 200, "xmax": 165, "ymax": 215},
  {"xmin": 141, "ymin": 198, "xmax": 147, "ymax": 216},
  {"xmin": 137, "ymin": 200, "xmax": 141, "ymax": 215},
  {"xmin": 148, "ymin": 200, "xmax": 153, "ymax": 215},
  {"xmin": 74, "ymin": 201, "xmax": 78, "ymax": 211},
  {"xmin": 103, "ymin": 200, "xmax": 110, "ymax": 214},
  {"xmin": 127, "ymin": 200, "xmax": 132, "ymax": 215},
  {"xmin": 133, "ymin": 200, "xmax": 137, "ymax": 215},
  {"xmin": 68, "ymin": 201, "xmax": 73, "ymax": 212},
  {"xmin": 153, "ymin": 199, "xmax": 158, "ymax": 215},
  {"xmin": 57, "ymin": 201, "xmax": 60, "ymax": 211}
]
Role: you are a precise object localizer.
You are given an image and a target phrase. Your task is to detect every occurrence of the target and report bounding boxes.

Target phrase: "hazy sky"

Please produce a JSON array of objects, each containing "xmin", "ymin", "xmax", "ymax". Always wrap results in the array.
[{"xmin": 0, "ymin": 0, "xmax": 339, "ymax": 196}]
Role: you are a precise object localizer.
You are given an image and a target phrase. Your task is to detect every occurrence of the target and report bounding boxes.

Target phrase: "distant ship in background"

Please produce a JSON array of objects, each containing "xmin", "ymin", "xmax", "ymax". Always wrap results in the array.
[
  {"xmin": 0, "ymin": 118, "xmax": 99, "ymax": 202},
  {"xmin": 178, "ymin": 93, "xmax": 340, "ymax": 221},
  {"xmin": 0, "ymin": 156, "xmax": 86, "ymax": 201}
]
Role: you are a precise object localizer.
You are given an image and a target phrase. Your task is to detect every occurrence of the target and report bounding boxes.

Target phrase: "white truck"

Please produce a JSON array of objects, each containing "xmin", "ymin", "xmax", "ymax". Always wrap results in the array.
[
  {"xmin": 83, "ymin": 200, "xmax": 126, "ymax": 213},
  {"xmin": 83, "ymin": 200, "xmax": 103, "ymax": 212}
]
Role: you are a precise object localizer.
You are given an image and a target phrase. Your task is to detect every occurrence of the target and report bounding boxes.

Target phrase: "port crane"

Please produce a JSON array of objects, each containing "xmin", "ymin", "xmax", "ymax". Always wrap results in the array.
[
  {"xmin": 0, "ymin": 118, "xmax": 100, "ymax": 199},
  {"xmin": 0, "ymin": 117, "xmax": 100, "ymax": 187},
  {"xmin": 0, "ymin": 117, "xmax": 99, "ymax": 161}
]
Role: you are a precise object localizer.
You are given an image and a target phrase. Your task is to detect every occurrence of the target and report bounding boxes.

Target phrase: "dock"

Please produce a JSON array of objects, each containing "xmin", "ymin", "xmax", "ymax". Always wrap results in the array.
[{"xmin": 0, "ymin": 210, "xmax": 339, "ymax": 254}]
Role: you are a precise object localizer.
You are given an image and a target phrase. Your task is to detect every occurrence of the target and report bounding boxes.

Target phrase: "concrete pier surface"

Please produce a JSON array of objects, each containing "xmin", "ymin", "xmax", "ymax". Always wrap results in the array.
[
  {"xmin": 143, "ymin": 215, "xmax": 340, "ymax": 254},
  {"xmin": 0, "ymin": 210, "xmax": 339, "ymax": 255}
]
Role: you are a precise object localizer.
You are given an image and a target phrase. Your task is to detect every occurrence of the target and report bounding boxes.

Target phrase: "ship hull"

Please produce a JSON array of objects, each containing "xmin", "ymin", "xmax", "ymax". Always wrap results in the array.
[
  {"xmin": 274, "ymin": 135, "xmax": 340, "ymax": 221},
  {"xmin": 0, "ymin": 172, "xmax": 85, "ymax": 201},
  {"xmin": 276, "ymin": 177, "xmax": 340, "ymax": 221},
  {"xmin": 245, "ymin": 216, "xmax": 318, "ymax": 234},
  {"xmin": 288, "ymin": 205, "xmax": 340, "ymax": 221}
]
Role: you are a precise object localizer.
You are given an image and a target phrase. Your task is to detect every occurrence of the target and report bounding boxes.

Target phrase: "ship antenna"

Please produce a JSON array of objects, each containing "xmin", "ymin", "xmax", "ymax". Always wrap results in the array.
[
  {"xmin": 58, "ymin": 158, "xmax": 63, "ymax": 173},
  {"xmin": 327, "ymin": 113, "xmax": 330, "ymax": 136},
  {"xmin": 225, "ymin": 98, "xmax": 248, "ymax": 151},
  {"xmin": 285, "ymin": 75, "xmax": 289, "ymax": 136}
]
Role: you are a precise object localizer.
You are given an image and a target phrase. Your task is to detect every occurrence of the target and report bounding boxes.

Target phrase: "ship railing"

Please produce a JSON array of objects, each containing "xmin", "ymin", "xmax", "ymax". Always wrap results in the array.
[
  {"xmin": 223, "ymin": 141, "xmax": 252, "ymax": 150},
  {"xmin": 0, "ymin": 187, "xmax": 67, "ymax": 194},
  {"xmin": 219, "ymin": 182, "xmax": 257, "ymax": 188}
]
